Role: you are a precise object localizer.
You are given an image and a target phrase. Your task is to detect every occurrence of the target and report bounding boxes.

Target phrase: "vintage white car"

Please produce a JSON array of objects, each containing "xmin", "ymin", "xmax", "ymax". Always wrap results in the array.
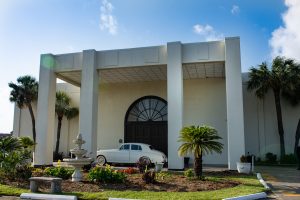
[{"xmin": 96, "ymin": 143, "xmax": 167, "ymax": 165}]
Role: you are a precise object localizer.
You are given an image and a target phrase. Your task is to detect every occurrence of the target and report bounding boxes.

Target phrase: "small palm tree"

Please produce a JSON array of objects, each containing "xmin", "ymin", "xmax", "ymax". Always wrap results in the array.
[
  {"xmin": 18, "ymin": 136, "xmax": 35, "ymax": 164},
  {"xmin": 8, "ymin": 76, "xmax": 38, "ymax": 143},
  {"xmin": 247, "ymin": 56, "xmax": 300, "ymax": 159},
  {"xmin": 0, "ymin": 136, "xmax": 22, "ymax": 156},
  {"xmin": 55, "ymin": 91, "xmax": 79, "ymax": 157},
  {"xmin": 178, "ymin": 125, "xmax": 223, "ymax": 178},
  {"xmin": 0, "ymin": 136, "xmax": 34, "ymax": 170}
]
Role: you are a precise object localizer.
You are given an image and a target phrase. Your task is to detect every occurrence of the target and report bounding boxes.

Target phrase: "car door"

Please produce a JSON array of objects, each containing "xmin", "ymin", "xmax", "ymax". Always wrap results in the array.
[
  {"xmin": 129, "ymin": 144, "xmax": 143, "ymax": 163},
  {"xmin": 113, "ymin": 144, "xmax": 130, "ymax": 163}
]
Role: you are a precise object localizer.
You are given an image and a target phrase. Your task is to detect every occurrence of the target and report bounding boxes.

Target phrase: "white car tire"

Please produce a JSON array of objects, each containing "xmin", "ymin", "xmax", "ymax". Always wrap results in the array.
[{"xmin": 96, "ymin": 155, "xmax": 106, "ymax": 166}]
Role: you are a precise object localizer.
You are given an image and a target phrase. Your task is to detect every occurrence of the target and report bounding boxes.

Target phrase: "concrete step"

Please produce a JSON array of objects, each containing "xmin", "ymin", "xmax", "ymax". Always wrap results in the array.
[{"xmin": 20, "ymin": 193, "xmax": 77, "ymax": 200}]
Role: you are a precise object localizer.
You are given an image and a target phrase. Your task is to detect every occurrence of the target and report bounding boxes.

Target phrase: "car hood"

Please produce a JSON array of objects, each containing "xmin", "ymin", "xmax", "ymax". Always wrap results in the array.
[{"xmin": 151, "ymin": 149, "xmax": 166, "ymax": 156}]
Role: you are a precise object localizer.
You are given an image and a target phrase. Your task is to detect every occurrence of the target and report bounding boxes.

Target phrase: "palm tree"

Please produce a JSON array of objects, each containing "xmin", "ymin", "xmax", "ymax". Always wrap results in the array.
[
  {"xmin": 8, "ymin": 76, "xmax": 38, "ymax": 143},
  {"xmin": 178, "ymin": 125, "xmax": 223, "ymax": 178},
  {"xmin": 55, "ymin": 91, "xmax": 79, "ymax": 157},
  {"xmin": 281, "ymin": 76, "xmax": 300, "ymax": 156},
  {"xmin": 247, "ymin": 56, "xmax": 300, "ymax": 159}
]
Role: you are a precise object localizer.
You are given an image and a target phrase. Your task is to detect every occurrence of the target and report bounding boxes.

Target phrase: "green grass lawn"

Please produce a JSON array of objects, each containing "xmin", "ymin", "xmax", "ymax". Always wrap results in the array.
[{"xmin": 0, "ymin": 175, "xmax": 265, "ymax": 200}]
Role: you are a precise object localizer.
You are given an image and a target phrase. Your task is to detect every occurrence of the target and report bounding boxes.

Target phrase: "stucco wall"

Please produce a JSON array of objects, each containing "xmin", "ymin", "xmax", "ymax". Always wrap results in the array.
[
  {"xmin": 97, "ymin": 79, "xmax": 228, "ymax": 165},
  {"xmin": 13, "ymin": 78, "xmax": 229, "ymax": 165},
  {"xmin": 183, "ymin": 78, "xmax": 227, "ymax": 164},
  {"xmin": 98, "ymin": 81, "xmax": 167, "ymax": 150}
]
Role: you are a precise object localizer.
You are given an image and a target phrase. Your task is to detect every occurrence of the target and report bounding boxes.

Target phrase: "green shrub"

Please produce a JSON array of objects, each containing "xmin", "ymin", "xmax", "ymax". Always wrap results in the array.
[
  {"xmin": 155, "ymin": 171, "xmax": 169, "ymax": 181},
  {"xmin": 0, "ymin": 136, "xmax": 34, "ymax": 179},
  {"xmin": 184, "ymin": 169, "xmax": 194, "ymax": 178},
  {"xmin": 44, "ymin": 167, "xmax": 73, "ymax": 180},
  {"xmin": 32, "ymin": 168, "xmax": 45, "ymax": 177},
  {"xmin": 15, "ymin": 165, "xmax": 33, "ymax": 180},
  {"xmin": 88, "ymin": 165, "xmax": 126, "ymax": 183},
  {"xmin": 240, "ymin": 155, "xmax": 248, "ymax": 163},
  {"xmin": 265, "ymin": 152, "xmax": 277, "ymax": 163},
  {"xmin": 280, "ymin": 154, "xmax": 297, "ymax": 164}
]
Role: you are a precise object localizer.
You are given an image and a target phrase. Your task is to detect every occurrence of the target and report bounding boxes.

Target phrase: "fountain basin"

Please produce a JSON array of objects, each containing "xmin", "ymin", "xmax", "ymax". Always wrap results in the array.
[
  {"xmin": 63, "ymin": 158, "xmax": 92, "ymax": 166},
  {"xmin": 63, "ymin": 133, "xmax": 93, "ymax": 182},
  {"xmin": 63, "ymin": 158, "xmax": 93, "ymax": 182}
]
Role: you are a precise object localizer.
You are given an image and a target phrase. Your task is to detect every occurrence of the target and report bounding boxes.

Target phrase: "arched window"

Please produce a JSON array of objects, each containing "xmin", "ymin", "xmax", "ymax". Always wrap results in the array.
[{"xmin": 126, "ymin": 96, "xmax": 167, "ymax": 122}]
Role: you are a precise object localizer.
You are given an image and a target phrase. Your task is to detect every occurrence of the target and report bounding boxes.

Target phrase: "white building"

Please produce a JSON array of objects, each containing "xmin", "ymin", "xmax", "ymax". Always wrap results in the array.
[{"xmin": 12, "ymin": 37, "xmax": 300, "ymax": 170}]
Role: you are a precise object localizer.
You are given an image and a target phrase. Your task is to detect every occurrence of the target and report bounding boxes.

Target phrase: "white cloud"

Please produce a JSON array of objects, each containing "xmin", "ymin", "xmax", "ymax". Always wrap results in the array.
[
  {"xmin": 231, "ymin": 5, "xmax": 240, "ymax": 15},
  {"xmin": 193, "ymin": 24, "xmax": 224, "ymax": 41},
  {"xmin": 99, "ymin": 0, "xmax": 118, "ymax": 35},
  {"xmin": 269, "ymin": 0, "xmax": 300, "ymax": 61}
]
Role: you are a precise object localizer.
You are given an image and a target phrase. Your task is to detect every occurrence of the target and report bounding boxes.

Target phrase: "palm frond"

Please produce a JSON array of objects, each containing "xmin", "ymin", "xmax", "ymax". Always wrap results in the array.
[
  {"xmin": 65, "ymin": 107, "xmax": 79, "ymax": 120},
  {"xmin": 178, "ymin": 125, "xmax": 223, "ymax": 158},
  {"xmin": 8, "ymin": 76, "xmax": 38, "ymax": 108},
  {"xmin": 247, "ymin": 62, "xmax": 271, "ymax": 98}
]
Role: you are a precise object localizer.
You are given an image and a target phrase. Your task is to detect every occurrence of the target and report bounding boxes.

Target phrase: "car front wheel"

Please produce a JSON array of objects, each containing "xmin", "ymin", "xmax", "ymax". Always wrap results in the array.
[{"xmin": 96, "ymin": 155, "xmax": 106, "ymax": 166}]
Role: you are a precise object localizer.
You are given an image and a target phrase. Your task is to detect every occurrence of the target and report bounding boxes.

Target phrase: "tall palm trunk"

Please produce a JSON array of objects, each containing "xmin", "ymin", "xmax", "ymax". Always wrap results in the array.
[
  {"xmin": 27, "ymin": 103, "xmax": 36, "ymax": 143},
  {"xmin": 55, "ymin": 116, "xmax": 63, "ymax": 156},
  {"xmin": 194, "ymin": 154, "xmax": 203, "ymax": 178},
  {"xmin": 294, "ymin": 119, "xmax": 300, "ymax": 155},
  {"xmin": 273, "ymin": 90, "xmax": 285, "ymax": 159}
]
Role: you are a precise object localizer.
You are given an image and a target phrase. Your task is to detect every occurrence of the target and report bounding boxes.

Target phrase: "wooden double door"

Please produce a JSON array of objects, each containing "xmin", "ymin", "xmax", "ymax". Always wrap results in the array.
[{"xmin": 125, "ymin": 121, "xmax": 168, "ymax": 156}]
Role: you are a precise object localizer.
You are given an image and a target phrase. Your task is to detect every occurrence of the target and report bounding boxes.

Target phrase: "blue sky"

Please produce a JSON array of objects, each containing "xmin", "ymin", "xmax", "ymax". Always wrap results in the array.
[{"xmin": 0, "ymin": 0, "xmax": 297, "ymax": 132}]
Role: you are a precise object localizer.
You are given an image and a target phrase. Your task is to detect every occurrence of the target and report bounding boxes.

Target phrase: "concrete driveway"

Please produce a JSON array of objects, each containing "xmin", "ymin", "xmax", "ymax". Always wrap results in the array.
[{"xmin": 256, "ymin": 166, "xmax": 300, "ymax": 200}]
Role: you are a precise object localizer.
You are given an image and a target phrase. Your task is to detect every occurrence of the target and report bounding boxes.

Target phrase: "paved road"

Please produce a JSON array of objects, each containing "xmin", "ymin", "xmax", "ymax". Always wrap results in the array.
[{"xmin": 256, "ymin": 166, "xmax": 300, "ymax": 200}]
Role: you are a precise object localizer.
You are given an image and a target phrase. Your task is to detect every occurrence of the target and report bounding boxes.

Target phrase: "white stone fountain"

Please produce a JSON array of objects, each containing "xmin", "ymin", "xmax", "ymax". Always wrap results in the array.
[{"xmin": 63, "ymin": 134, "xmax": 93, "ymax": 182}]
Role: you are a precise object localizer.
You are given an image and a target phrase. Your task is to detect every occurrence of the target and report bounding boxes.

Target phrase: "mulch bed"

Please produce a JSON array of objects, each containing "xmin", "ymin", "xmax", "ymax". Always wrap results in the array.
[{"xmin": 1, "ymin": 170, "xmax": 243, "ymax": 193}]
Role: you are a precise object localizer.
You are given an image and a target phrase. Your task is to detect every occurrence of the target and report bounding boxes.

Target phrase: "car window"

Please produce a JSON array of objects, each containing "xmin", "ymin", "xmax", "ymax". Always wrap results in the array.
[
  {"xmin": 131, "ymin": 144, "xmax": 142, "ymax": 151},
  {"xmin": 120, "ymin": 144, "xmax": 130, "ymax": 150}
]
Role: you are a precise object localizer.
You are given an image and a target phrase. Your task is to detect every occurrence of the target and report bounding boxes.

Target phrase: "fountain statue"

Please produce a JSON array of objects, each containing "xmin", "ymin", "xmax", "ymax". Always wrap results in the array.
[{"xmin": 63, "ymin": 134, "xmax": 93, "ymax": 182}]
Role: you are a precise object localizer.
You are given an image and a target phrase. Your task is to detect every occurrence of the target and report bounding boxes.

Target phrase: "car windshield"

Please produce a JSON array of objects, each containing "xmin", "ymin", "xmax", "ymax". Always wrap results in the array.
[{"xmin": 120, "ymin": 144, "xmax": 130, "ymax": 150}]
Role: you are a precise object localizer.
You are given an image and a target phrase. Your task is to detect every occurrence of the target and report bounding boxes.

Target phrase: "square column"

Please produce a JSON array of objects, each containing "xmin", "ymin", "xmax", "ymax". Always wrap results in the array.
[
  {"xmin": 34, "ymin": 54, "xmax": 56, "ymax": 166},
  {"xmin": 257, "ymin": 98, "xmax": 266, "ymax": 157},
  {"xmin": 225, "ymin": 37, "xmax": 245, "ymax": 170},
  {"xmin": 79, "ymin": 49, "xmax": 98, "ymax": 158},
  {"xmin": 12, "ymin": 106, "xmax": 21, "ymax": 137},
  {"xmin": 167, "ymin": 42, "xmax": 184, "ymax": 170}
]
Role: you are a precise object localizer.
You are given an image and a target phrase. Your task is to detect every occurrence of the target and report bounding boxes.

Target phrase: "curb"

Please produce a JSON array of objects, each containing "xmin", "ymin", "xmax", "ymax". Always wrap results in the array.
[
  {"xmin": 108, "ymin": 197, "xmax": 138, "ymax": 200},
  {"xmin": 222, "ymin": 173, "xmax": 270, "ymax": 200},
  {"xmin": 222, "ymin": 192, "xmax": 267, "ymax": 200},
  {"xmin": 257, "ymin": 173, "xmax": 270, "ymax": 190}
]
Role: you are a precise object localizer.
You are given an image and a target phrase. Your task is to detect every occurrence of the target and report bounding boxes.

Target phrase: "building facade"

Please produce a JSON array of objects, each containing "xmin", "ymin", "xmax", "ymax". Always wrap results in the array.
[{"xmin": 14, "ymin": 37, "xmax": 248, "ymax": 170}]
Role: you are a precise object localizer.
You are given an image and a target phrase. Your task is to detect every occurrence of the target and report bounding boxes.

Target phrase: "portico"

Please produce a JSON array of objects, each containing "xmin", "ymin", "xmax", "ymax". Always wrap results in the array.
[{"xmin": 34, "ymin": 37, "xmax": 245, "ymax": 170}]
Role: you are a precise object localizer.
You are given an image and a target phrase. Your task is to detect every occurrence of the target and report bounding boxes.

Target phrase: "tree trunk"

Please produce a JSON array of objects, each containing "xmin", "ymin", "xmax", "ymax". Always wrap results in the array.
[
  {"xmin": 294, "ymin": 118, "xmax": 300, "ymax": 155},
  {"xmin": 273, "ymin": 90, "xmax": 285, "ymax": 160},
  {"xmin": 194, "ymin": 154, "xmax": 203, "ymax": 178},
  {"xmin": 55, "ymin": 116, "xmax": 63, "ymax": 156},
  {"xmin": 27, "ymin": 103, "xmax": 36, "ymax": 144}
]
